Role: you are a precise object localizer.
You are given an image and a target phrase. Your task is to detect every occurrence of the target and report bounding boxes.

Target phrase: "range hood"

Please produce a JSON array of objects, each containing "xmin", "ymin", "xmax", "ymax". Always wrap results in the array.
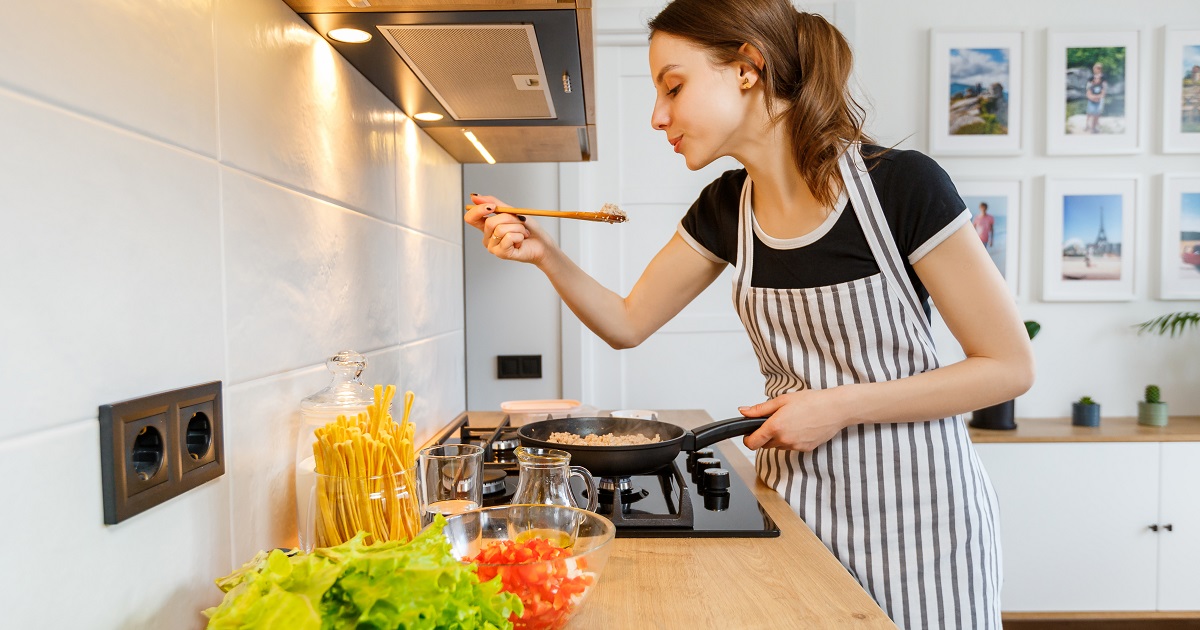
[{"xmin": 283, "ymin": 1, "xmax": 596, "ymax": 163}]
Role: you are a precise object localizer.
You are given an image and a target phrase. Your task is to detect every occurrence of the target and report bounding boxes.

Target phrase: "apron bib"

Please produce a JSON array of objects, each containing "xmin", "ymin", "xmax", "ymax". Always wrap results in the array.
[{"xmin": 733, "ymin": 143, "xmax": 1002, "ymax": 629}]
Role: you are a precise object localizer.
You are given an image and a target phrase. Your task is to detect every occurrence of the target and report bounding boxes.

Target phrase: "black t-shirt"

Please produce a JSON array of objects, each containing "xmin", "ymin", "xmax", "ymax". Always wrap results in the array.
[{"xmin": 678, "ymin": 145, "xmax": 968, "ymax": 319}]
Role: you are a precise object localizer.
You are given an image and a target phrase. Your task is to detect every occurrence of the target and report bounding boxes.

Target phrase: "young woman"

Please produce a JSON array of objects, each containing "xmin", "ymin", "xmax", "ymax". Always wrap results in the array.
[{"xmin": 465, "ymin": 0, "xmax": 1034, "ymax": 627}]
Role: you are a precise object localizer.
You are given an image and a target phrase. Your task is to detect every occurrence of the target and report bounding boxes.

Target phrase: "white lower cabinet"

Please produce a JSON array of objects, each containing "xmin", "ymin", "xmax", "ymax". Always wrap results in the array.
[
  {"xmin": 974, "ymin": 441, "xmax": 1198, "ymax": 612},
  {"xmin": 1157, "ymin": 442, "xmax": 1200, "ymax": 610}
]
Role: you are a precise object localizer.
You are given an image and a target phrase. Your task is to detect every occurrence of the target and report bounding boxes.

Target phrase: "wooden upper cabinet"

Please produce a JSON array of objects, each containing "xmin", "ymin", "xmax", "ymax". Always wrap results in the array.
[
  {"xmin": 282, "ymin": 1, "xmax": 575, "ymax": 13},
  {"xmin": 282, "ymin": 0, "xmax": 596, "ymax": 162}
]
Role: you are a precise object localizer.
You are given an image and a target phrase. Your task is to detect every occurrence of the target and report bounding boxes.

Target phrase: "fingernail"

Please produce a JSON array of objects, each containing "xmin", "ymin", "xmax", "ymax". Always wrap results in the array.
[
  {"xmin": 517, "ymin": 215, "xmax": 527, "ymax": 222},
  {"xmin": 470, "ymin": 192, "xmax": 478, "ymax": 196}
]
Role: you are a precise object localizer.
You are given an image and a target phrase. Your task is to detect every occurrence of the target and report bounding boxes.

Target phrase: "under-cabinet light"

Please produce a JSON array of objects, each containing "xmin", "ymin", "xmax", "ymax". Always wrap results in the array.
[
  {"xmin": 327, "ymin": 28, "xmax": 372, "ymax": 44},
  {"xmin": 462, "ymin": 130, "xmax": 496, "ymax": 164},
  {"xmin": 413, "ymin": 112, "xmax": 444, "ymax": 122}
]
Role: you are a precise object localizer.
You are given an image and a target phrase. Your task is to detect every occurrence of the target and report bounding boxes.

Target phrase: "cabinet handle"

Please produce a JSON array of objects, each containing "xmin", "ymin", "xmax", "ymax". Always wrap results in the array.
[
  {"xmin": 1150, "ymin": 524, "xmax": 1160, "ymax": 532},
  {"xmin": 1165, "ymin": 524, "xmax": 1174, "ymax": 532}
]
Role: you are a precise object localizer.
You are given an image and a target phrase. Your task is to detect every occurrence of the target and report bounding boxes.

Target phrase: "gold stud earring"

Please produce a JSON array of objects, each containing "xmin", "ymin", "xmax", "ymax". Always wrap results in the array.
[{"xmin": 742, "ymin": 79, "xmax": 751, "ymax": 90}]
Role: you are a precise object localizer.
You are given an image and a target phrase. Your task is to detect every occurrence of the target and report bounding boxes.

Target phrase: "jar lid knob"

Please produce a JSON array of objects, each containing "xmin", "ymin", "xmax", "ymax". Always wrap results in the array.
[{"xmin": 327, "ymin": 350, "xmax": 366, "ymax": 377}]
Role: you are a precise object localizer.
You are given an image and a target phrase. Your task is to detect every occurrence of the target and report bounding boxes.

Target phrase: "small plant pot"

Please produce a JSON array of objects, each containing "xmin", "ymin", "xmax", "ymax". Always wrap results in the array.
[
  {"xmin": 1137, "ymin": 401, "xmax": 1169, "ymax": 427},
  {"xmin": 969, "ymin": 399, "xmax": 1016, "ymax": 431},
  {"xmin": 1071, "ymin": 403, "xmax": 1101, "ymax": 427}
]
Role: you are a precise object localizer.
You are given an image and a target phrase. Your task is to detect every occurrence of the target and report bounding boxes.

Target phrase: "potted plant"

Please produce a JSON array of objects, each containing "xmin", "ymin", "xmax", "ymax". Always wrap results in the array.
[
  {"xmin": 1137, "ymin": 311, "xmax": 1199, "ymax": 337},
  {"xmin": 970, "ymin": 321, "xmax": 1040, "ymax": 431},
  {"xmin": 1137, "ymin": 385, "xmax": 1169, "ymax": 427},
  {"xmin": 1071, "ymin": 396, "xmax": 1101, "ymax": 427}
]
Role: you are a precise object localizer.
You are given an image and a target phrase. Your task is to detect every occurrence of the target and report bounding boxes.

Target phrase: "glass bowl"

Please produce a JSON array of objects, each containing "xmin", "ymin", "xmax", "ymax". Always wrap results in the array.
[{"xmin": 442, "ymin": 504, "xmax": 616, "ymax": 630}]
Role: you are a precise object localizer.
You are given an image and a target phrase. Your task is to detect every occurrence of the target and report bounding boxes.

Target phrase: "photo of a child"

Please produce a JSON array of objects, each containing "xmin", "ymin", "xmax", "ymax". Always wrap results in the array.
[{"xmin": 1065, "ymin": 47, "xmax": 1126, "ymax": 135}]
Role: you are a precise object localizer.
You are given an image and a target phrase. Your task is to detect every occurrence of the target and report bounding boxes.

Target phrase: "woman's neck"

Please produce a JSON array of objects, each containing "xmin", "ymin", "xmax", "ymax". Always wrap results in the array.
[{"xmin": 733, "ymin": 124, "xmax": 837, "ymax": 239}]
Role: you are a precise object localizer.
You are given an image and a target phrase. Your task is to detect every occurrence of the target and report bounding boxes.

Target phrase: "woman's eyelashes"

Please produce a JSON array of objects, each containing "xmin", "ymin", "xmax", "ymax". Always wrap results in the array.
[{"xmin": 667, "ymin": 84, "xmax": 681, "ymax": 96}]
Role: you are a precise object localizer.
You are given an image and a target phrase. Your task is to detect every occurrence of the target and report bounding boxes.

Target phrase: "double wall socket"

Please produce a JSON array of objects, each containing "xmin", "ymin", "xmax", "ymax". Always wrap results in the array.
[{"xmin": 99, "ymin": 381, "xmax": 224, "ymax": 524}]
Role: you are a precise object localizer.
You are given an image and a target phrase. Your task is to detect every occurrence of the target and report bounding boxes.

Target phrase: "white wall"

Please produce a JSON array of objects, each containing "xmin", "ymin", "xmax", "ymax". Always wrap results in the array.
[
  {"xmin": 462, "ymin": 163, "xmax": 564, "ymax": 409},
  {"xmin": 850, "ymin": 0, "xmax": 1200, "ymax": 417},
  {"xmin": 467, "ymin": 0, "xmax": 1200, "ymax": 421},
  {"xmin": 0, "ymin": 1, "xmax": 465, "ymax": 627}
]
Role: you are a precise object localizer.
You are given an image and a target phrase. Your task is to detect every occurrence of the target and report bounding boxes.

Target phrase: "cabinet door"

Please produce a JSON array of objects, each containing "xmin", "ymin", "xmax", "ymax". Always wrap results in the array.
[
  {"xmin": 1158, "ymin": 442, "xmax": 1200, "ymax": 610},
  {"xmin": 974, "ymin": 443, "xmax": 1160, "ymax": 612}
]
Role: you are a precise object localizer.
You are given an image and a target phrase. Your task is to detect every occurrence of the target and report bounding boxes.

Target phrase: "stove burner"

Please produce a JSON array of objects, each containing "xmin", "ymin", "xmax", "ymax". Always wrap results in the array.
[
  {"xmin": 598, "ymin": 477, "xmax": 634, "ymax": 494},
  {"xmin": 591, "ymin": 477, "xmax": 652, "ymax": 508},
  {"xmin": 492, "ymin": 436, "xmax": 519, "ymax": 451},
  {"xmin": 482, "ymin": 469, "xmax": 508, "ymax": 496}
]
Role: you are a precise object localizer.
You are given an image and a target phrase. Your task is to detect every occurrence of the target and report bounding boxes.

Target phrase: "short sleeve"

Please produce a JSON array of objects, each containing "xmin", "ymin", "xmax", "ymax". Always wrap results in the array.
[
  {"xmin": 678, "ymin": 169, "xmax": 745, "ymax": 266},
  {"xmin": 880, "ymin": 151, "xmax": 970, "ymax": 264}
]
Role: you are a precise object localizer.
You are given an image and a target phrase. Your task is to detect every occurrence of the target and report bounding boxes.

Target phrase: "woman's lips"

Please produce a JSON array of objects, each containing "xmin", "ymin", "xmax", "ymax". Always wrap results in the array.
[{"xmin": 670, "ymin": 136, "xmax": 682, "ymax": 153}]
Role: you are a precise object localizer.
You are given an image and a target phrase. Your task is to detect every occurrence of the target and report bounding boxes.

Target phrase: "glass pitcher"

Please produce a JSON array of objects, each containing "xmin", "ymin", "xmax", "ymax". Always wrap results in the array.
[{"xmin": 511, "ymin": 447, "xmax": 598, "ymax": 512}]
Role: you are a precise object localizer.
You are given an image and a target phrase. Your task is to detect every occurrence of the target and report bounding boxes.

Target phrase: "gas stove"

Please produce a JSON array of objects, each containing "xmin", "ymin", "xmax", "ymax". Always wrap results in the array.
[{"xmin": 432, "ymin": 411, "xmax": 780, "ymax": 538}]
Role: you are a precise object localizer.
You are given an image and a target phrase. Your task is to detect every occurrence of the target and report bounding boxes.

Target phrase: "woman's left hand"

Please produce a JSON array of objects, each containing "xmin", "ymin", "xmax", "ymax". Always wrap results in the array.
[{"xmin": 739, "ymin": 388, "xmax": 853, "ymax": 452}]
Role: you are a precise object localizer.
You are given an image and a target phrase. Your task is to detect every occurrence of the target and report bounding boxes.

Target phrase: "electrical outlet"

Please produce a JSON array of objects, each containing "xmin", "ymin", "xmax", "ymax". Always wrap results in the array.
[
  {"xmin": 497, "ymin": 354, "xmax": 542, "ymax": 379},
  {"xmin": 100, "ymin": 381, "xmax": 223, "ymax": 524}
]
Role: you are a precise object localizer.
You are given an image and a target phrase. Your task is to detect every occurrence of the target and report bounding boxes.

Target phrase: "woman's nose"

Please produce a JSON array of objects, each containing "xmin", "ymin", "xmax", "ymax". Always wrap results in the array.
[{"xmin": 650, "ymin": 98, "xmax": 669, "ymax": 131}]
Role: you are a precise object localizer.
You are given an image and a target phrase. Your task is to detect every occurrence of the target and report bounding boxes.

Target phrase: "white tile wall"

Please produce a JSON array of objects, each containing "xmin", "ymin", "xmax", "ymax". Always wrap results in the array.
[
  {"xmin": 0, "ymin": 0, "xmax": 466, "ymax": 627},
  {"xmin": 223, "ymin": 168, "xmax": 400, "ymax": 385},
  {"xmin": 0, "ymin": 0, "xmax": 219, "ymax": 156},
  {"xmin": 214, "ymin": 0, "xmax": 398, "ymax": 222},
  {"xmin": 0, "ymin": 90, "xmax": 225, "ymax": 441}
]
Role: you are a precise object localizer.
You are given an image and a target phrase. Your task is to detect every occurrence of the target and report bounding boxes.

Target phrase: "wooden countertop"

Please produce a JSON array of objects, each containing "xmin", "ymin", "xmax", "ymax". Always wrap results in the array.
[
  {"xmin": 559, "ymin": 410, "xmax": 895, "ymax": 629},
  {"xmin": 968, "ymin": 415, "xmax": 1200, "ymax": 444}
]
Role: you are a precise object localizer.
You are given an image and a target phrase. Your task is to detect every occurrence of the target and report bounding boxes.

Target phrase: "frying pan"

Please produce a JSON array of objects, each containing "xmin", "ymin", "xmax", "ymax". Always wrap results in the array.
[{"xmin": 516, "ymin": 416, "xmax": 765, "ymax": 478}]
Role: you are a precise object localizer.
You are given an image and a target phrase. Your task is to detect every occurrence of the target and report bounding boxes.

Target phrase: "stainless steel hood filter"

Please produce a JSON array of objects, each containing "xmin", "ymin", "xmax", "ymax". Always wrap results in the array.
[{"xmin": 378, "ymin": 24, "xmax": 556, "ymax": 121}]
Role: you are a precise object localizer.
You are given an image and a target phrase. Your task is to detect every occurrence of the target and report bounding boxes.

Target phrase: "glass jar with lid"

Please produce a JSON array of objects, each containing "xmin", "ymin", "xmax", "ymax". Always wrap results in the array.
[{"xmin": 295, "ymin": 350, "xmax": 373, "ymax": 550}]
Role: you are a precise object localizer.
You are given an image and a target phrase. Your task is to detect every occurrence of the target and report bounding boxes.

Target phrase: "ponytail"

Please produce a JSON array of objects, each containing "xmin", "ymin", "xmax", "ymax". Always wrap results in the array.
[{"xmin": 648, "ymin": 0, "xmax": 872, "ymax": 209}]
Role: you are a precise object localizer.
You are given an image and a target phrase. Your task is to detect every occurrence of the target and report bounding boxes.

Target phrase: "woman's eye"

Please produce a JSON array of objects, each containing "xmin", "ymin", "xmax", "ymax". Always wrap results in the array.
[{"xmin": 667, "ymin": 85, "xmax": 681, "ymax": 96}]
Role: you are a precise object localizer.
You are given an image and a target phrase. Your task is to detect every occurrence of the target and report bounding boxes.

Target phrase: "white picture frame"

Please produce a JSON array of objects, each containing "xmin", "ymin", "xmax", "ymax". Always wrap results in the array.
[
  {"xmin": 1046, "ymin": 30, "xmax": 1141, "ymax": 155},
  {"xmin": 1043, "ymin": 176, "xmax": 1139, "ymax": 301},
  {"xmin": 1160, "ymin": 174, "xmax": 1200, "ymax": 299},
  {"xmin": 929, "ymin": 31, "xmax": 1023, "ymax": 155},
  {"xmin": 957, "ymin": 179, "xmax": 1022, "ymax": 295},
  {"xmin": 1162, "ymin": 28, "xmax": 1200, "ymax": 153}
]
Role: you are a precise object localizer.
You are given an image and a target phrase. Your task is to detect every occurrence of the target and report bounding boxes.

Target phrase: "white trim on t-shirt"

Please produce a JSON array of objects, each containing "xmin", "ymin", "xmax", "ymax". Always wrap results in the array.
[
  {"xmin": 909, "ymin": 208, "xmax": 971, "ymax": 264},
  {"xmin": 750, "ymin": 188, "xmax": 850, "ymax": 250},
  {"xmin": 676, "ymin": 222, "xmax": 726, "ymax": 264}
]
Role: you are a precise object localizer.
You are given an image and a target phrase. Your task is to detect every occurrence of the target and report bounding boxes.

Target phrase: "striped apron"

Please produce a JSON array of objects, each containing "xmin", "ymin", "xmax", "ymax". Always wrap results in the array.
[{"xmin": 736, "ymin": 143, "xmax": 1002, "ymax": 629}]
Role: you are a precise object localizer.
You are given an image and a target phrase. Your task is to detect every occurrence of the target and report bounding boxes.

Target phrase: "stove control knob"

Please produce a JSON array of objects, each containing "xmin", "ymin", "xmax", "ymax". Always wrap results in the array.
[
  {"xmin": 702, "ymin": 468, "xmax": 731, "ymax": 492},
  {"xmin": 692, "ymin": 457, "xmax": 721, "ymax": 483},
  {"xmin": 703, "ymin": 491, "xmax": 730, "ymax": 511},
  {"xmin": 687, "ymin": 449, "xmax": 715, "ymax": 472}
]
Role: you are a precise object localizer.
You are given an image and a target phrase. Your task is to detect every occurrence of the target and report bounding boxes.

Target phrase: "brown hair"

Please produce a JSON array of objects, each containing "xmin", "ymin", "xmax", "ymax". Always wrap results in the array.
[{"xmin": 648, "ymin": 0, "xmax": 872, "ymax": 208}]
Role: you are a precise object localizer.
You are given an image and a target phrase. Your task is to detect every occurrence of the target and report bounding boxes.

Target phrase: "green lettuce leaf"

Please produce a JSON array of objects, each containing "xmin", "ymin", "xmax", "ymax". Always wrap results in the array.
[{"xmin": 203, "ymin": 518, "xmax": 520, "ymax": 630}]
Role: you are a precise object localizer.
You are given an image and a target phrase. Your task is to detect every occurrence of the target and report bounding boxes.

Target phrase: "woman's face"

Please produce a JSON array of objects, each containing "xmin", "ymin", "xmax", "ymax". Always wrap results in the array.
[
  {"xmin": 648, "ymin": 33, "xmax": 752, "ymax": 170},
  {"xmin": 1093, "ymin": 64, "xmax": 1103, "ymax": 76}
]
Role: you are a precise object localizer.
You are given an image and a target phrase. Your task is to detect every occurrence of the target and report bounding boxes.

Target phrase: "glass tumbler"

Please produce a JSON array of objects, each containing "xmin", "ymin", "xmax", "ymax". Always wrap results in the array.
[{"xmin": 417, "ymin": 444, "xmax": 484, "ymax": 525}]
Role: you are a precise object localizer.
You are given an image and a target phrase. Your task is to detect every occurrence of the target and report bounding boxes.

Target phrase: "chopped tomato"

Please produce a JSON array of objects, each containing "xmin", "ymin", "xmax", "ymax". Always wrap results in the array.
[{"xmin": 470, "ymin": 537, "xmax": 596, "ymax": 630}]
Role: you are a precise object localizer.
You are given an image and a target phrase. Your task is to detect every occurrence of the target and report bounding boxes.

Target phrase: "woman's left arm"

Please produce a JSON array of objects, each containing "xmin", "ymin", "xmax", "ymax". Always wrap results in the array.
[{"xmin": 743, "ymin": 224, "xmax": 1034, "ymax": 451}]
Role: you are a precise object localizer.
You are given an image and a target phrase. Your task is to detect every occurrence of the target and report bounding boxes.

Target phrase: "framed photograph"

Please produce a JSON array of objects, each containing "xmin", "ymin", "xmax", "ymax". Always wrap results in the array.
[
  {"xmin": 1162, "ymin": 28, "xmax": 1200, "ymax": 153},
  {"xmin": 1046, "ymin": 31, "xmax": 1141, "ymax": 155},
  {"xmin": 1043, "ymin": 176, "xmax": 1139, "ymax": 301},
  {"xmin": 957, "ymin": 179, "xmax": 1021, "ymax": 294},
  {"xmin": 929, "ymin": 31, "xmax": 1023, "ymax": 155},
  {"xmin": 1160, "ymin": 174, "xmax": 1200, "ymax": 299}
]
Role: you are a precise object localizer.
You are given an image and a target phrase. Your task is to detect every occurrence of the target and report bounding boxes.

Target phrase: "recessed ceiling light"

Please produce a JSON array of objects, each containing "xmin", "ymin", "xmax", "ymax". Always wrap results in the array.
[
  {"xmin": 413, "ymin": 112, "xmax": 444, "ymax": 122},
  {"xmin": 462, "ymin": 131, "xmax": 496, "ymax": 165},
  {"xmin": 327, "ymin": 28, "xmax": 371, "ymax": 44}
]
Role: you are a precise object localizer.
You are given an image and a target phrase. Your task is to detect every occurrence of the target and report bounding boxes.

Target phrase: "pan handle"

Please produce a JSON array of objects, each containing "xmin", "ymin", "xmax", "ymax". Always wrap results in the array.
[{"xmin": 682, "ymin": 416, "xmax": 766, "ymax": 451}]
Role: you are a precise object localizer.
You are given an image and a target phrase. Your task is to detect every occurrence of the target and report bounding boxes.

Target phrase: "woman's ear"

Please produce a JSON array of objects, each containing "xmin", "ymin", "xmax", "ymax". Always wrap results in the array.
[{"xmin": 736, "ymin": 42, "xmax": 766, "ymax": 88}]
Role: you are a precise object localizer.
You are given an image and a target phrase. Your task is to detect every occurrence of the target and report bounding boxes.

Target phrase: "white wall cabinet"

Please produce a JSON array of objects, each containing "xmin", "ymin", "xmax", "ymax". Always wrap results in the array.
[
  {"xmin": 974, "ymin": 441, "xmax": 1200, "ymax": 613},
  {"xmin": 1157, "ymin": 442, "xmax": 1200, "ymax": 610}
]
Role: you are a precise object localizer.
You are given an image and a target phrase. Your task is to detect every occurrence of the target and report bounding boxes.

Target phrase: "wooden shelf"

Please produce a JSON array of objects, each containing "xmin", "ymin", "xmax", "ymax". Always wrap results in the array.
[{"xmin": 969, "ymin": 415, "xmax": 1200, "ymax": 444}]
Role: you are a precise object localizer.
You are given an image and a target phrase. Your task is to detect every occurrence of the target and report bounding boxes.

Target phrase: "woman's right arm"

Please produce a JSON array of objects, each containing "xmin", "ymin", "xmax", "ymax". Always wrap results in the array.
[{"xmin": 465, "ymin": 194, "xmax": 725, "ymax": 349}]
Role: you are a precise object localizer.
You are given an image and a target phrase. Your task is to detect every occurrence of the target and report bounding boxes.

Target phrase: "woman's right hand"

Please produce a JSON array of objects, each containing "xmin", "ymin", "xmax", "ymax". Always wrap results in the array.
[{"xmin": 464, "ymin": 193, "xmax": 555, "ymax": 266}]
